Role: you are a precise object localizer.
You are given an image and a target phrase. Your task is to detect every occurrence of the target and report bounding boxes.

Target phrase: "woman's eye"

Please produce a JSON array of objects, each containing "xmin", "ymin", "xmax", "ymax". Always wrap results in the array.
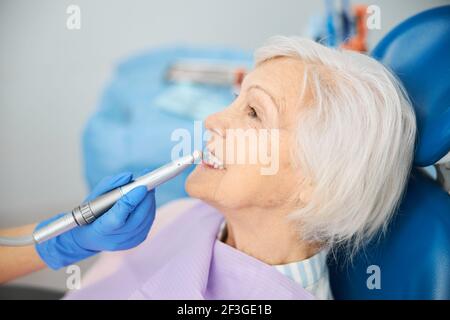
[{"xmin": 248, "ymin": 106, "xmax": 258, "ymax": 119}]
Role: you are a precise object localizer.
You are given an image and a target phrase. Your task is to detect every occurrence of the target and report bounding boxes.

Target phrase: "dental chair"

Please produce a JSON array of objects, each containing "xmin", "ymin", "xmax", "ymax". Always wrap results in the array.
[{"xmin": 328, "ymin": 5, "xmax": 450, "ymax": 299}]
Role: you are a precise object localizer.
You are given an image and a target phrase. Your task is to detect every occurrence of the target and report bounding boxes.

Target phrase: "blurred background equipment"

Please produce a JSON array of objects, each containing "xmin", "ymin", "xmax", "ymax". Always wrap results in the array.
[
  {"xmin": 165, "ymin": 59, "xmax": 247, "ymax": 87},
  {"xmin": 307, "ymin": 0, "xmax": 369, "ymax": 52}
]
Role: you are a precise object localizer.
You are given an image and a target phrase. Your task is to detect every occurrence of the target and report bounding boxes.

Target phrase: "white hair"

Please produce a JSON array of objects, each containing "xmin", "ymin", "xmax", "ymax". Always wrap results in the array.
[{"xmin": 255, "ymin": 37, "xmax": 416, "ymax": 253}]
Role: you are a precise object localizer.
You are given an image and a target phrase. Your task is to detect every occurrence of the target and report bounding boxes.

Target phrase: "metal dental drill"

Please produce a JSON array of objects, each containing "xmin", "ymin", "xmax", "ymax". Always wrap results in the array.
[{"xmin": 0, "ymin": 151, "xmax": 202, "ymax": 247}]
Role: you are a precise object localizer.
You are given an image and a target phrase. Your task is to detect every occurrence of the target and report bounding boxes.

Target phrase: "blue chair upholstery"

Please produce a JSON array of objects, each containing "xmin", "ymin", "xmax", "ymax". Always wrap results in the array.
[
  {"xmin": 372, "ymin": 5, "xmax": 450, "ymax": 167},
  {"xmin": 328, "ymin": 6, "xmax": 450, "ymax": 299}
]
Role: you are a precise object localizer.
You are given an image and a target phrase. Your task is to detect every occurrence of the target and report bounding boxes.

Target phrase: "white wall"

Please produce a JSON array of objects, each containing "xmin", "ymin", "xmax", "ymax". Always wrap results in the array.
[{"xmin": 0, "ymin": 0, "xmax": 447, "ymax": 291}]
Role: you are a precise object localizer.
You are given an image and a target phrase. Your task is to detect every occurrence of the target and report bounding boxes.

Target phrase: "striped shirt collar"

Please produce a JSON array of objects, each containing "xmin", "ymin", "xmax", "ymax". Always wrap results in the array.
[{"xmin": 273, "ymin": 249, "xmax": 329, "ymax": 289}]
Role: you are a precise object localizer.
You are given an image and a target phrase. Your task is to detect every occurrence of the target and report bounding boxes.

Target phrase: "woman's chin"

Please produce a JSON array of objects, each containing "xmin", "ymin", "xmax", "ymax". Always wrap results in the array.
[{"xmin": 185, "ymin": 164, "xmax": 221, "ymax": 200}]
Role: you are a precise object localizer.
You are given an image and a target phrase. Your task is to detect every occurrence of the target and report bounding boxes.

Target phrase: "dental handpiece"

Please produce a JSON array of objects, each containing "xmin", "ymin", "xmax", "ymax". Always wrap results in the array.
[{"xmin": 0, "ymin": 151, "xmax": 202, "ymax": 247}]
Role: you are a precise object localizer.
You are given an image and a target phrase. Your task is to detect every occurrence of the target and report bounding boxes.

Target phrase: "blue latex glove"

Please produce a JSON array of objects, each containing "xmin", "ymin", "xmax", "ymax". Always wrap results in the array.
[{"xmin": 35, "ymin": 172, "xmax": 156, "ymax": 269}]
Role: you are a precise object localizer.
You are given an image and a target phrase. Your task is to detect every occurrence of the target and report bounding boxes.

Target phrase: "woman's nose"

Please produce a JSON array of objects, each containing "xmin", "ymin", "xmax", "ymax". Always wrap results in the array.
[{"xmin": 205, "ymin": 110, "xmax": 230, "ymax": 134}]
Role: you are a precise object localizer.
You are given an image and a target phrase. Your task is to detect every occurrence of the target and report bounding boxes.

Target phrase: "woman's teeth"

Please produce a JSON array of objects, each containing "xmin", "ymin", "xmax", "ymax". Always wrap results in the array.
[{"xmin": 203, "ymin": 150, "xmax": 224, "ymax": 169}]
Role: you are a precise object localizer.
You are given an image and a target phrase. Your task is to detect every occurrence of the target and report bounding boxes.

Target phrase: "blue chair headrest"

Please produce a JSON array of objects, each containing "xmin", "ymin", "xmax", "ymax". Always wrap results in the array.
[{"xmin": 372, "ymin": 5, "xmax": 450, "ymax": 166}]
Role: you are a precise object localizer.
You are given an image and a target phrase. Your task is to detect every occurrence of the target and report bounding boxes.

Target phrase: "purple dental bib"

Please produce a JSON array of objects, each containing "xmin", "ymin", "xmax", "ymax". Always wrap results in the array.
[{"xmin": 65, "ymin": 201, "xmax": 313, "ymax": 300}]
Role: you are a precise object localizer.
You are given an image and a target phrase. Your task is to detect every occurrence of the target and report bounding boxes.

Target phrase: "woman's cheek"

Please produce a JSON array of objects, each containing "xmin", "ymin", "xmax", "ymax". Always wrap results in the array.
[{"xmin": 215, "ymin": 166, "xmax": 262, "ymax": 206}]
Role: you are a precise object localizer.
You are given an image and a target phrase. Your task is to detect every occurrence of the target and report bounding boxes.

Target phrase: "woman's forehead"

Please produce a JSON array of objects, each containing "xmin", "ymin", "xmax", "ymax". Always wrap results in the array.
[{"xmin": 243, "ymin": 57, "xmax": 308, "ymax": 113}]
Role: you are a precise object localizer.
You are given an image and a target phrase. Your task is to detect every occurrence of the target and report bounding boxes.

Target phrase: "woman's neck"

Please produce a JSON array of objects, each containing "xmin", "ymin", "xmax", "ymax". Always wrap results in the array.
[{"xmin": 220, "ymin": 206, "xmax": 321, "ymax": 265}]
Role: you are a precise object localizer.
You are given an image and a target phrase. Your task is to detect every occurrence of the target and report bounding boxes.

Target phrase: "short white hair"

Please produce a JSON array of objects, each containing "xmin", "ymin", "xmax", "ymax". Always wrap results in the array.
[{"xmin": 255, "ymin": 37, "xmax": 416, "ymax": 252}]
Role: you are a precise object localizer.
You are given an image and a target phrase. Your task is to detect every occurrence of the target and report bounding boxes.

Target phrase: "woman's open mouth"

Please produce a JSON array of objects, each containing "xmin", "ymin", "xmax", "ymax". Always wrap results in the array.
[{"xmin": 202, "ymin": 148, "xmax": 225, "ymax": 170}]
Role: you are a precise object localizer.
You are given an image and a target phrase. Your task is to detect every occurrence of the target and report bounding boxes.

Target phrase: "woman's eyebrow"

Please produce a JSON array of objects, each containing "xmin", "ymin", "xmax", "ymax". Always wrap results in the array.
[{"xmin": 246, "ymin": 84, "xmax": 280, "ymax": 113}]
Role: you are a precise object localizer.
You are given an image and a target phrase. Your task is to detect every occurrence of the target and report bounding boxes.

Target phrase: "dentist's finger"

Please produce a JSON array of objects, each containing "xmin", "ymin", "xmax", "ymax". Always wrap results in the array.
[
  {"xmin": 99, "ymin": 190, "xmax": 155, "ymax": 235},
  {"xmin": 94, "ymin": 186, "xmax": 147, "ymax": 233},
  {"xmin": 115, "ymin": 220, "xmax": 153, "ymax": 250},
  {"xmin": 86, "ymin": 172, "xmax": 133, "ymax": 202},
  {"xmin": 114, "ymin": 190, "xmax": 155, "ymax": 234}
]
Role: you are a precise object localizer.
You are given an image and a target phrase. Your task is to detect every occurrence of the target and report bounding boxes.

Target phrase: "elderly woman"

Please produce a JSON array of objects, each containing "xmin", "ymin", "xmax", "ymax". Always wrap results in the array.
[{"xmin": 66, "ymin": 37, "xmax": 416, "ymax": 300}]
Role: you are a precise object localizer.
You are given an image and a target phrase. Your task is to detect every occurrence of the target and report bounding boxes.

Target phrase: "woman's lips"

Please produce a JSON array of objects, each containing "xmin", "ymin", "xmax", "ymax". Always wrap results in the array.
[
  {"xmin": 203, "ymin": 149, "xmax": 225, "ymax": 169},
  {"xmin": 201, "ymin": 160, "xmax": 216, "ymax": 169},
  {"xmin": 201, "ymin": 159, "xmax": 226, "ymax": 170}
]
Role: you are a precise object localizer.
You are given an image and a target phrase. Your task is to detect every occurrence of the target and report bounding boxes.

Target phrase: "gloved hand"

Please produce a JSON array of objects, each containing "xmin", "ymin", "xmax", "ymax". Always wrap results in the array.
[{"xmin": 35, "ymin": 172, "xmax": 156, "ymax": 269}]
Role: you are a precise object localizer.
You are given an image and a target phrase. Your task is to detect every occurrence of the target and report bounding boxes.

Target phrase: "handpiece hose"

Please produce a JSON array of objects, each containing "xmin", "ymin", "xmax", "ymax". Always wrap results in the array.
[{"xmin": 0, "ymin": 151, "xmax": 202, "ymax": 246}]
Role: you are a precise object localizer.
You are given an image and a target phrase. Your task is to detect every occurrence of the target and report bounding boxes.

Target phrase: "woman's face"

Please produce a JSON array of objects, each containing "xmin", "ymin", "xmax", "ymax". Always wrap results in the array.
[{"xmin": 186, "ymin": 57, "xmax": 311, "ymax": 211}]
